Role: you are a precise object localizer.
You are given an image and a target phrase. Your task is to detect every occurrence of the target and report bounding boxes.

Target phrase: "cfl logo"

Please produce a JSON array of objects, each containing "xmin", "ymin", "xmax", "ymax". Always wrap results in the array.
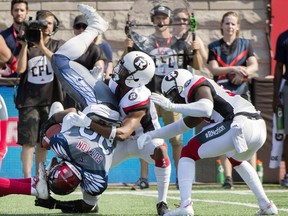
[{"xmin": 134, "ymin": 57, "xmax": 148, "ymax": 70}]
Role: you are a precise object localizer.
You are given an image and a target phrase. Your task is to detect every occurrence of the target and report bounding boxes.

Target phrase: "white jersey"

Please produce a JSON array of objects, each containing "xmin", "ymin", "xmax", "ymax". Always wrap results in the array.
[
  {"xmin": 183, "ymin": 75, "xmax": 257, "ymax": 123},
  {"xmin": 109, "ymin": 79, "xmax": 161, "ymax": 137}
]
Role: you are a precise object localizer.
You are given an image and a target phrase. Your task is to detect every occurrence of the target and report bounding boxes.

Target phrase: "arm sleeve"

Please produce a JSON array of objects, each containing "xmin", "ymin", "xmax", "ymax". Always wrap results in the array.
[
  {"xmin": 171, "ymin": 98, "xmax": 213, "ymax": 117},
  {"xmin": 148, "ymin": 118, "xmax": 190, "ymax": 139}
]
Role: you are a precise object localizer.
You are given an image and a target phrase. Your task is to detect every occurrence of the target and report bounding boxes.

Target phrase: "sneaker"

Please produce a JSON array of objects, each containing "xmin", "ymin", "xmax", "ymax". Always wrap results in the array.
[
  {"xmin": 222, "ymin": 176, "xmax": 234, "ymax": 189},
  {"xmin": 77, "ymin": 4, "xmax": 109, "ymax": 34},
  {"xmin": 164, "ymin": 203, "xmax": 194, "ymax": 216},
  {"xmin": 49, "ymin": 102, "xmax": 64, "ymax": 118},
  {"xmin": 34, "ymin": 162, "xmax": 49, "ymax": 199},
  {"xmin": 280, "ymin": 174, "xmax": 288, "ymax": 187},
  {"xmin": 131, "ymin": 178, "xmax": 149, "ymax": 190},
  {"xmin": 256, "ymin": 201, "xmax": 278, "ymax": 215},
  {"xmin": 157, "ymin": 201, "xmax": 169, "ymax": 216}
]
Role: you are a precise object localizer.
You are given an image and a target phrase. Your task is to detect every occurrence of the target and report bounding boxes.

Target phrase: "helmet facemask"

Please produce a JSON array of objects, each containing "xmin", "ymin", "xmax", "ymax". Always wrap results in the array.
[{"xmin": 163, "ymin": 79, "xmax": 185, "ymax": 104}]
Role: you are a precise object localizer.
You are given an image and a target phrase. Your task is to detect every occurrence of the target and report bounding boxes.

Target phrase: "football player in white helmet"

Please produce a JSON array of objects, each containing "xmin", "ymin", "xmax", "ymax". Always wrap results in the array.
[
  {"xmin": 137, "ymin": 68, "xmax": 278, "ymax": 216},
  {"xmin": 66, "ymin": 35, "xmax": 171, "ymax": 216},
  {"xmin": 39, "ymin": 2, "xmax": 170, "ymax": 215},
  {"xmin": 70, "ymin": 50, "xmax": 172, "ymax": 215}
]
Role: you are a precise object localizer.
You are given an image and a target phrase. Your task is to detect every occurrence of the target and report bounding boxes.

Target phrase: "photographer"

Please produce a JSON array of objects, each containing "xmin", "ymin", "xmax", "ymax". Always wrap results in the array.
[{"xmin": 15, "ymin": 10, "xmax": 65, "ymax": 178}]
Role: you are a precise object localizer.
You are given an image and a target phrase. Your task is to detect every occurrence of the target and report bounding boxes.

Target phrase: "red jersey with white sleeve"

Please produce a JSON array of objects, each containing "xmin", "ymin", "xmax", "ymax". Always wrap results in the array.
[
  {"xmin": 183, "ymin": 75, "xmax": 257, "ymax": 123},
  {"xmin": 108, "ymin": 79, "xmax": 161, "ymax": 137}
]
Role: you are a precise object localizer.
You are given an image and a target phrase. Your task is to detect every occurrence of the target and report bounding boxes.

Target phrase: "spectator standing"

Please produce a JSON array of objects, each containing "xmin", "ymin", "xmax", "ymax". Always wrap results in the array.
[
  {"xmin": 15, "ymin": 10, "xmax": 65, "ymax": 178},
  {"xmin": 273, "ymin": 28, "xmax": 288, "ymax": 187},
  {"xmin": 0, "ymin": 0, "xmax": 29, "ymax": 77},
  {"xmin": 207, "ymin": 11, "xmax": 258, "ymax": 189}
]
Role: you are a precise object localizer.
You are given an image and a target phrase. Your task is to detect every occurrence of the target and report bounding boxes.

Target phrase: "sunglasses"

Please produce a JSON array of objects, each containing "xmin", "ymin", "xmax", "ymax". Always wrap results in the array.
[
  {"xmin": 174, "ymin": 17, "xmax": 189, "ymax": 22},
  {"xmin": 74, "ymin": 24, "xmax": 87, "ymax": 30}
]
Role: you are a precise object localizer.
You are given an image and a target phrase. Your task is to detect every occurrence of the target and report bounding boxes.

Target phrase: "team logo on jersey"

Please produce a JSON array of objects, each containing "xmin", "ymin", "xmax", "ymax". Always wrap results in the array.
[
  {"xmin": 128, "ymin": 92, "xmax": 138, "ymax": 101},
  {"xmin": 134, "ymin": 56, "xmax": 148, "ymax": 70}
]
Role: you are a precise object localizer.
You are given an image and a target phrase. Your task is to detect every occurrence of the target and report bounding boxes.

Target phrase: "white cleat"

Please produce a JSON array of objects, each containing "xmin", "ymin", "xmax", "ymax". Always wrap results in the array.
[
  {"xmin": 164, "ymin": 203, "xmax": 194, "ymax": 216},
  {"xmin": 35, "ymin": 162, "xmax": 49, "ymax": 199},
  {"xmin": 49, "ymin": 101, "xmax": 64, "ymax": 118},
  {"xmin": 77, "ymin": 4, "xmax": 109, "ymax": 34},
  {"xmin": 256, "ymin": 201, "xmax": 278, "ymax": 215}
]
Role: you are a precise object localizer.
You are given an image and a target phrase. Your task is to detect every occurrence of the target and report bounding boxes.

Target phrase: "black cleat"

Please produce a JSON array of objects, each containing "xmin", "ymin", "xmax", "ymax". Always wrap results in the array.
[
  {"xmin": 156, "ymin": 201, "xmax": 169, "ymax": 216},
  {"xmin": 222, "ymin": 176, "xmax": 234, "ymax": 189},
  {"xmin": 131, "ymin": 177, "xmax": 149, "ymax": 190}
]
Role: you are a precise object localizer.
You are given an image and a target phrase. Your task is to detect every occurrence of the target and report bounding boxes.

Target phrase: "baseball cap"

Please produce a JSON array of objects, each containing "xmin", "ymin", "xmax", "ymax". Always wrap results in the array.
[
  {"xmin": 73, "ymin": 15, "xmax": 88, "ymax": 28},
  {"xmin": 150, "ymin": 5, "xmax": 172, "ymax": 18}
]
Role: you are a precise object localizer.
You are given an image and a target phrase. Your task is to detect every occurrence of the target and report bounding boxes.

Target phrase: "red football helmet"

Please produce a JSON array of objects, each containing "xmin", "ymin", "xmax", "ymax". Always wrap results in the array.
[{"xmin": 47, "ymin": 160, "xmax": 82, "ymax": 195}]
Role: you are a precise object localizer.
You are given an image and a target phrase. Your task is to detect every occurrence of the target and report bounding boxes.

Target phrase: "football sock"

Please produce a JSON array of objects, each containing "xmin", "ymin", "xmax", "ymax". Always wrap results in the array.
[
  {"xmin": 234, "ymin": 161, "xmax": 270, "ymax": 208},
  {"xmin": 178, "ymin": 157, "xmax": 194, "ymax": 207},
  {"xmin": 0, "ymin": 178, "xmax": 31, "ymax": 196},
  {"xmin": 154, "ymin": 164, "xmax": 171, "ymax": 203}
]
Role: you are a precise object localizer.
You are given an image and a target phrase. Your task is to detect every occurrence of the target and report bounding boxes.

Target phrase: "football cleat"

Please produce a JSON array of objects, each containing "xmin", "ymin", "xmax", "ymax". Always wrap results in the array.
[
  {"xmin": 164, "ymin": 202, "xmax": 194, "ymax": 216},
  {"xmin": 131, "ymin": 177, "xmax": 149, "ymax": 190},
  {"xmin": 157, "ymin": 201, "xmax": 169, "ymax": 216},
  {"xmin": 256, "ymin": 201, "xmax": 278, "ymax": 215},
  {"xmin": 222, "ymin": 176, "xmax": 234, "ymax": 189},
  {"xmin": 77, "ymin": 3, "xmax": 108, "ymax": 34},
  {"xmin": 35, "ymin": 162, "xmax": 49, "ymax": 199}
]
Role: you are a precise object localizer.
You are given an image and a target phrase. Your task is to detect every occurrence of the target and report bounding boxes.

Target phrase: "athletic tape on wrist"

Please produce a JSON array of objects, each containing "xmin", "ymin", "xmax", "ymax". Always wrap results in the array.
[{"xmin": 109, "ymin": 126, "xmax": 116, "ymax": 142}]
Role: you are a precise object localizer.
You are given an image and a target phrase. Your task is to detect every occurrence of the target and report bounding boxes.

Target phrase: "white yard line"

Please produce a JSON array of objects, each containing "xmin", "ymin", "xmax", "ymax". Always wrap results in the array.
[{"xmin": 71, "ymin": 189, "xmax": 288, "ymax": 213}]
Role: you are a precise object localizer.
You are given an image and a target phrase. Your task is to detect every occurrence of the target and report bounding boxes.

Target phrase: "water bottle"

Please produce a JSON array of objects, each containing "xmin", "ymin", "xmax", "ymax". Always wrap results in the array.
[
  {"xmin": 256, "ymin": 160, "xmax": 263, "ymax": 183},
  {"xmin": 216, "ymin": 159, "xmax": 225, "ymax": 184},
  {"xmin": 276, "ymin": 106, "xmax": 284, "ymax": 130}
]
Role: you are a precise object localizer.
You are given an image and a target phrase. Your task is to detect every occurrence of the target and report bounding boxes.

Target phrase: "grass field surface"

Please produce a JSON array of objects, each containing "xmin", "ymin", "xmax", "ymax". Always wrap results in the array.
[{"xmin": 0, "ymin": 184, "xmax": 287, "ymax": 215}]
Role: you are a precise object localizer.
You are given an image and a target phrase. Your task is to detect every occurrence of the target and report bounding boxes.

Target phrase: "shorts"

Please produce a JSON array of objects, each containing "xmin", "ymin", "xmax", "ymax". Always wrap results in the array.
[
  {"xmin": 155, "ymin": 104, "xmax": 182, "ymax": 146},
  {"xmin": 17, "ymin": 106, "xmax": 49, "ymax": 145}
]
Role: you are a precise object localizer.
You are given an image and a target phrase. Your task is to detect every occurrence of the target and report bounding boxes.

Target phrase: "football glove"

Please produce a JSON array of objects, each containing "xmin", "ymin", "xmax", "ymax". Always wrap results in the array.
[
  {"xmin": 70, "ymin": 111, "xmax": 92, "ymax": 128},
  {"xmin": 150, "ymin": 93, "xmax": 174, "ymax": 111}
]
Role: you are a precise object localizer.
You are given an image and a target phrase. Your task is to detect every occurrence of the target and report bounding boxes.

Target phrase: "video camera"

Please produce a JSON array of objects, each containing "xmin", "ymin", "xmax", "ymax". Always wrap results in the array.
[{"xmin": 18, "ymin": 17, "xmax": 48, "ymax": 43}]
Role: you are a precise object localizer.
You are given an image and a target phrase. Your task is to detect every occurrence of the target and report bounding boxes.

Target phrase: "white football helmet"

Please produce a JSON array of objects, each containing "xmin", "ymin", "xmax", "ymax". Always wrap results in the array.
[
  {"xmin": 161, "ymin": 69, "xmax": 193, "ymax": 103},
  {"xmin": 112, "ymin": 51, "xmax": 155, "ymax": 88}
]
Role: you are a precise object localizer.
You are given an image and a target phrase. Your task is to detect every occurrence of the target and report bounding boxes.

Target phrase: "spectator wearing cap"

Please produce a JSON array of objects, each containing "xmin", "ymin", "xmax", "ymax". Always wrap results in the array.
[{"xmin": 73, "ymin": 15, "xmax": 113, "ymax": 82}]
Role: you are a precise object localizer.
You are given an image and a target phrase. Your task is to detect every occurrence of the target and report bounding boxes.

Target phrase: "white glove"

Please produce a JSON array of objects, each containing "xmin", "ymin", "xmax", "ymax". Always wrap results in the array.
[
  {"xmin": 137, "ymin": 133, "xmax": 152, "ymax": 150},
  {"xmin": 70, "ymin": 111, "xmax": 92, "ymax": 128},
  {"xmin": 150, "ymin": 93, "xmax": 174, "ymax": 111}
]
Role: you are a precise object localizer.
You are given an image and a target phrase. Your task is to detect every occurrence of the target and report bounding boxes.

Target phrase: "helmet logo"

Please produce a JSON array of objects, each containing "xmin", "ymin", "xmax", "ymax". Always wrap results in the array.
[
  {"xmin": 165, "ymin": 70, "xmax": 178, "ymax": 81},
  {"xmin": 134, "ymin": 56, "xmax": 148, "ymax": 70}
]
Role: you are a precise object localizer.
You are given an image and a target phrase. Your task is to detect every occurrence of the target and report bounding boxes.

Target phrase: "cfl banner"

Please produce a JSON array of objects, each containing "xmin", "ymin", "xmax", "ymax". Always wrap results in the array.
[{"xmin": 269, "ymin": 114, "xmax": 285, "ymax": 168}]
